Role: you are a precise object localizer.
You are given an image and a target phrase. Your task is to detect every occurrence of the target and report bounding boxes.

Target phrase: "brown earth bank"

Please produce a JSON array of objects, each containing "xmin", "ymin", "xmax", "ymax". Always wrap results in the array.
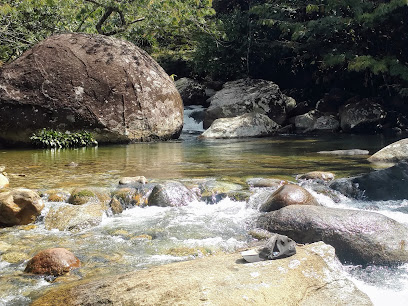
[{"xmin": 31, "ymin": 242, "xmax": 371, "ymax": 306}]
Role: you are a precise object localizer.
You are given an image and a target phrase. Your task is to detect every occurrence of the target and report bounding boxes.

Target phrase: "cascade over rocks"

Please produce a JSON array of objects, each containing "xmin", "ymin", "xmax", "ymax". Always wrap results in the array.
[
  {"xmin": 0, "ymin": 33, "xmax": 183, "ymax": 146},
  {"xmin": 0, "ymin": 188, "xmax": 44, "ymax": 226},
  {"xmin": 258, "ymin": 205, "xmax": 408, "ymax": 264},
  {"xmin": 203, "ymin": 79, "xmax": 295, "ymax": 129},
  {"xmin": 31, "ymin": 242, "xmax": 371, "ymax": 306},
  {"xmin": 200, "ymin": 112, "xmax": 280, "ymax": 139},
  {"xmin": 330, "ymin": 160, "xmax": 408, "ymax": 200}
]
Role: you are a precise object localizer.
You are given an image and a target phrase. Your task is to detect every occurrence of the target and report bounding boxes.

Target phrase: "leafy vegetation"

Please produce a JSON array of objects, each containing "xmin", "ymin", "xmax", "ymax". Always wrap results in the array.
[
  {"xmin": 30, "ymin": 129, "xmax": 97, "ymax": 148},
  {"xmin": 0, "ymin": 0, "xmax": 217, "ymax": 64}
]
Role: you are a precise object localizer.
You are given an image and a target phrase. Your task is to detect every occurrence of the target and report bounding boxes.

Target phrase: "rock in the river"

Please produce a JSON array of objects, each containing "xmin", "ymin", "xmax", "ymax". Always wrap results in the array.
[
  {"xmin": 31, "ymin": 242, "xmax": 371, "ymax": 306},
  {"xmin": 330, "ymin": 160, "xmax": 408, "ymax": 200},
  {"xmin": 339, "ymin": 98, "xmax": 386, "ymax": 133},
  {"xmin": 0, "ymin": 173, "xmax": 9, "ymax": 189},
  {"xmin": 259, "ymin": 184, "xmax": 319, "ymax": 212},
  {"xmin": 148, "ymin": 181, "xmax": 196, "ymax": 207},
  {"xmin": 0, "ymin": 188, "xmax": 44, "ymax": 226},
  {"xmin": 247, "ymin": 177, "xmax": 287, "ymax": 188},
  {"xmin": 204, "ymin": 79, "xmax": 295, "ymax": 129},
  {"xmin": 175, "ymin": 77, "xmax": 207, "ymax": 106},
  {"xmin": 25, "ymin": 248, "xmax": 80, "ymax": 276},
  {"xmin": 312, "ymin": 115, "xmax": 340, "ymax": 132},
  {"xmin": 200, "ymin": 112, "xmax": 279, "ymax": 139},
  {"xmin": 44, "ymin": 202, "xmax": 105, "ymax": 231},
  {"xmin": 297, "ymin": 171, "xmax": 335, "ymax": 182},
  {"xmin": 368, "ymin": 138, "xmax": 408, "ymax": 163},
  {"xmin": 0, "ymin": 33, "xmax": 183, "ymax": 146},
  {"xmin": 317, "ymin": 149, "xmax": 369, "ymax": 155},
  {"xmin": 258, "ymin": 205, "xmax": 408, "ymax": 264},
  {"xmin": 294, "ymin": 110, "xmax": 319, "ymax": 131},
  {"xmin": 119, "ymin": 176, "xmax": 147, "ymax": 185}
]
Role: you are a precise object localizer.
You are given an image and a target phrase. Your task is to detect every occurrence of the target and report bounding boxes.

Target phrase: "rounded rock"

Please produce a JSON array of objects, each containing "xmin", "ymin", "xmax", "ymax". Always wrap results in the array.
[
  {"xmin": 24, "ymin": 248, "xmax": 81, "ymax": 276},
  {"xmin": 260, "ymin": 184, "xmax": 319, "ymax": 212}
]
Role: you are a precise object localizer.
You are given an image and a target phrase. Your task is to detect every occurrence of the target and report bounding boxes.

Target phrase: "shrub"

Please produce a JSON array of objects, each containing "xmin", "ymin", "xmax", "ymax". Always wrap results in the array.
[{"xmin": 30, "ymin": 129, "xmax": 97, "ymax": 149}]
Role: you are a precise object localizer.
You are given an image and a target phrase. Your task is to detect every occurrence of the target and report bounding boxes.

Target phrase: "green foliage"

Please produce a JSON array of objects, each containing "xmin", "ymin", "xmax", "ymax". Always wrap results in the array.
[
  {"xmin": 0, "ymin": 0, "xmax": 218, "ymax": 63},
  {"xmin": 30, "ymin": 129, "xmax": 97, "ymax": 149}
]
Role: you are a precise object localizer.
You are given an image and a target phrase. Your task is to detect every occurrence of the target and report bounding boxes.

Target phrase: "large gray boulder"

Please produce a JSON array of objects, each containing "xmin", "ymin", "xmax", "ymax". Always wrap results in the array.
[
  {"xmin": 330, "ymin": 160, "xmax": 408, "ymax": 200},
  {"xmin": 258, "ymin": 205, "xmax": 408, "ymax": 264},
  {"xmin": 204, "ymin": 79, "xmax": 295, "ymax": 129},
  {"xmin": 200, "ymin": 112, "xmax": 279, "ymax": 139},
  {"xmin": 339, "ymin": 98, "xmax": 386, "ymax": 133},
  {"xmin": 31, "ymin": 242, "xmax": 371, "ymax": 306},
  {"xmin": 368, "ymin": 138, "xmax": 408, "ymax": 163},
  {"xmin": 0, "ymin": 33, "xmax": 183, "ymax": 146}
]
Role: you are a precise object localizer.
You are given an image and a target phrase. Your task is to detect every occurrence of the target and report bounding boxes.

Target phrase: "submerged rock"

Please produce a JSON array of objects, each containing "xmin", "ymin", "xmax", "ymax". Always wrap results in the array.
[
  {"xmin": 0, "ymin": 33, "xmax": 183, "ymax": 146},
  {"xmin": 200, "ymin": 112, "xmax": 279, "ymax": 139},
  {"xmin": 148, "ymin": 181, "xmax": 196, "ymax": 207},
  {"xmin": 25, "ymin": 248, "xmax": 80, "ymax": 276},
  {"xmin": 368, "ymin": 138, "xmax": 408, "ymax": 163},
  {"xmin": 246, "ymin": 177, "xmax": 287, "ymax": 188},
  {"xmin": 44, "ymin": 202, "xmax": 105, "ymax": 231},
  {"xmin": 317, "ymin": 149, "xmax": 369, "ymax": 155},
  {"xmin": 330, "ymin": 160, "xmax": 408, "ymax": 200},
  {"xmin": 204, "ymin": 78, "xmax": 295, "ymax": 129},
  {"xmin": 297, "ymin": 171, "xmax": 335, "ymax": 182},
  {"xmin": 258, "ymin": 205, "xmax": 408, "ymax": 264},
  {"xmin": 31, "ymin": 242, "xmax": 371, "ymax": 306},
  {"xmin": 259, "ymin": 184, "xmax": 320, "ymax": 212},
  {"xmin": 0, "ymin": 188, "xmax": 44, "ymax": 226}
]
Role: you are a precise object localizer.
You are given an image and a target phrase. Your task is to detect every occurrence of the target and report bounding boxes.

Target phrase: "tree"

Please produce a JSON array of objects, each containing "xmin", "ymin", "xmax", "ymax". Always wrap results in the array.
[{"xmin": 0, "ymin": 0, "xmax": 217, "ymax": 64}]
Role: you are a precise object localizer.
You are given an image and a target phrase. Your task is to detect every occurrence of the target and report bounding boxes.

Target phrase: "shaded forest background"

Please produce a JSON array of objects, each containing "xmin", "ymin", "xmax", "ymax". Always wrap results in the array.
[{"xmin": 1, "ymin": 0, "xmax": 407, "ymax": 106}]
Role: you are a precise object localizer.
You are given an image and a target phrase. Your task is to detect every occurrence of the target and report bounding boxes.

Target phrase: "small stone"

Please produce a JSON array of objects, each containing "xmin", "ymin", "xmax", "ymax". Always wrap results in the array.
[
  {"xmin": 297, "ymin": 171, "xmax": 335, "ymax": 182},
  {"xmin": 119, "ymin": 176, "xmax": 147, "ymax": 185},
  {"xmin": 24, "ymin": 248, "xmax": 81, "ymax": 276}
]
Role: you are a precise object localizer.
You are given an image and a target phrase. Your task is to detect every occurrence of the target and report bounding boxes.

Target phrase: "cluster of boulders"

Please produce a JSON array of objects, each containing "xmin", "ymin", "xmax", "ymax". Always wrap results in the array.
[{"xmin": 176, "ymin": 77, "xmax": 408, "ymax": 139}]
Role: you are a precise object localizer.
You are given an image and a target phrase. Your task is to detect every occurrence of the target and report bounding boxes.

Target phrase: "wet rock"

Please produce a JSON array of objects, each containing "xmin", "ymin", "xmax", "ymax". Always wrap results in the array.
[
  {"xmin": 204, "ymin": 79, "xmax": 295, "ymax": 129},
  {"xmin": 25, "ymin": 248, "xmax": 80, "ymax": 276},
  {"xmin": 330, "ymin": 160, "xmax": 408, "ymax": 200},
  {"xmin": 31, "ymin": 242, "xmax": 371, "ymax": 306},
  {"xmin": 259, "ymin": 184, "xmax": 320, "ymax": 212},
  {"xmin": 198, "ymin": 179, "xmax": 243, "ymax": 204},
  {"xmin": 44, "ymin": 202, "xmax": 105, "ymax": 231},
  {"xmin": 200, "ymin": 113, "xmax": 279, "ymax": 139},
  {"xmin": 148, "ymin": 181, "xmax": 196, "ymax": 207},
  {"xmin": 258, "ymin": 205, "xmax": 408, "ymax": 264},
  {"xmin": 68, "ymin": 188, "xmax": 97, "ymax": 205},
  {"xmin": 246, "ymin": 178, "xmax": 287, "ymax": 188},
  {"xmin": 0, "ymin": 173, "xmax": 9, "ymax": 189},
  {"xmin": 43, "ymin": 189, "xmax": 70, "ymax": 202},
  {"xmin": 0, "ymin": 188, "xmax": 44, "ymax": 226},
  {"xmin": 312, "ymin": 115, "xmax": 340, "ymax": 132},
  {"xmin": 367, "ymin": 138, "xmax": 408, "ymax": 163},
  {"xmin": 112, "ymin": 185, "xmax": 151, "ymax": 208},
  {"xmin": 119, "ymin": 176, "xmax": 147, "ymax": 185},
  {"xmin": 317, "ymin": 149, "xmax": 369, "ymax": 155},
  {"xmin": 294, "ymin": 110, "xmax": 319, "ymax": 131},
  {"xmin": 339, "ymin": 98, "xmax": 386, "ymax": 133},
  {"xmin": 297, "ymin": 171, "xmax": 335, "ymax": 182},
  {"xmin": 175, "ymin": 78, "xmax": 207, "ymax": 106},
  {"xmin": 0, "ymin": 33, "xmax": 183, "ymax": 146},
  {"xmin": 109, "ymin": 197, "xmax": 123, "ymax": 215}
]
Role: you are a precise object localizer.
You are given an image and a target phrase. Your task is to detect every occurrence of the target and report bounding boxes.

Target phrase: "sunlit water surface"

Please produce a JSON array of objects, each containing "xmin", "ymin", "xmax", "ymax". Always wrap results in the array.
[{"xmin": 0, "ymin": 111, "xmax": 407, "ymax": 305}]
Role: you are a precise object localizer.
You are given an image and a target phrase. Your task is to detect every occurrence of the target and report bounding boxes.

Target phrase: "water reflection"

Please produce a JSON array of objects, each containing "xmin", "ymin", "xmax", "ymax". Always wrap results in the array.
[{"xmin": 0, "ymin": 134, "xmax": 400, "ymax": 189}]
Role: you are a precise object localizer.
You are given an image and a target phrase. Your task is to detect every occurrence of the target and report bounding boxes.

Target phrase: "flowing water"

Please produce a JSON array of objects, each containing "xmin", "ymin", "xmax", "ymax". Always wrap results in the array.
[{"xmin": 0, "ymin": 107, "xmax": 407, "ymax": 305}]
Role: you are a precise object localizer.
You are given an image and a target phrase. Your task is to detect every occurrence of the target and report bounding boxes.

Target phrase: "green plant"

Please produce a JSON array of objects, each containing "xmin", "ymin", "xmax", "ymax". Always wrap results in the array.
[{"xmin": 30, "ymin": 129, "xmax": 98, "ymax": 148}]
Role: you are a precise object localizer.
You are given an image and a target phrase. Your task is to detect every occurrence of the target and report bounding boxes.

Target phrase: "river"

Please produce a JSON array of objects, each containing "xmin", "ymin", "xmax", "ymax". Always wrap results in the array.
[{"xmin": 0, "ymin": 107, "xmax": 407, "ymax": 305}]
